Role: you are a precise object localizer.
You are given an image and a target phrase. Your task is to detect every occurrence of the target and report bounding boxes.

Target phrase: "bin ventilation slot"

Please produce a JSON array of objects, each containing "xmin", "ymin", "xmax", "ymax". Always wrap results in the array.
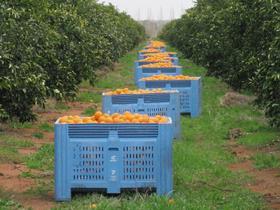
[
  {"xmin": 123, "ymin": 145, "xmax": 156, "ymax": 181},
  {"xmin": 72, "ymin": 145, "xmax": 105, "ymax": 181},
  {"xmin": 180, "ymin": 91, "xmax": 190, "ymax": 110},
  {"xmin": 171, "ymin": 81, "xmax": 191, "ymax": 88},
  {"xmin": 144, "ymin": 94, "xmax": 170, "ymax": 103},
  {"xmin": 112, "ymin": 94, "xmax": 170, "ymax": 104},
  {"xmin": 147, "ymin": 107, "xmax": 168, "ymax": 116},
  {"xmin": 68, "ymin": 125, "xmax": 159, "ymax": 138},
  {"xmin": 161, "ymin": 68, "xmax": 176, "ymax": 73},
  {"xmin": 146, "ymin": 81, "xmax": 166, "ymax": 88},
  {"xmin": 112, "ymin": 95, "xmax": 139, "ymax": 104},
  {"xmin": 143, "ymin": 69, "xmax": 157, "ymax": 73}
]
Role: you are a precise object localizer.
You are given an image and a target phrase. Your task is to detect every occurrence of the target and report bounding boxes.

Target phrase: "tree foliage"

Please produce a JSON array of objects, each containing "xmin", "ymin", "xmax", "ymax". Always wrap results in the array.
[
  {"xmin": 160, "ymin": 0, "xmax": 280, "ymax": 127},
  {"xmin": 0, "ymin": 0, "xmax": 145, "ymax": 121}
]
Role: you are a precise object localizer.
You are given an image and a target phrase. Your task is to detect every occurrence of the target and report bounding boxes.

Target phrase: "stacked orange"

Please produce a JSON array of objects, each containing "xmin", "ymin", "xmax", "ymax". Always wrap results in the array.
[
  {"xmin": 58, "ymin": 111, "xmax": 169, "ymax": 124},
  {"xmin": 144, "ymin": 52, "xmax": 177, "ymax": 57},
  {"xmin": 139, "ymin": 56, "xmax": 173, "ymax": 63},
  {"xmin": 104, "ymin": 88, "xmax": 172, "ymax": 95},
  {"xmin": 141, "ymin": 63, "xmax": 177, "ymax": 68},
  {"xmin": 147, "ymin": 41, "xmax": 166, "ymax": 48},
  {"xmin": 139, "ymin": 48, "xmax": 161, "ymax": 54},
  {"xmin": 141, "ymin": 74, "xmax": 199, "ymax": 81}
]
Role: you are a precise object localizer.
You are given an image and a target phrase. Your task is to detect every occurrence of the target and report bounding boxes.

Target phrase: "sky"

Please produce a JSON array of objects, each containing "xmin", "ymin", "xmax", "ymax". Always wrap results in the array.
[{"xmin": 98, "ymin": 0, "xmax": 195, "ymax": 20}]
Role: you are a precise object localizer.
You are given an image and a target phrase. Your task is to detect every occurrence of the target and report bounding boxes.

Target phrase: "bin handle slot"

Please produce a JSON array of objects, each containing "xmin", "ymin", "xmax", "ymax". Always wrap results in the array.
[{"xmin": 108, "ymin": 148, "xmax": 119, "ymax": 151}]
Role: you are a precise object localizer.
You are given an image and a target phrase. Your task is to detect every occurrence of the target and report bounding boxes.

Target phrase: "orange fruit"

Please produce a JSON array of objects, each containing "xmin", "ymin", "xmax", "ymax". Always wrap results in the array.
[
  {"xmin": 94, "ymin": 111, "xmax": 102, "ymax": 119},
  {"xmin": 141, "ymin": 62, "xmax": 175, "ymax": 68},
  {"xmin": 105, "ymin": 117, "xmax": 113, "ymax": 123},
  {"xmin": 112, "ymin": 113, "xmax": 119, "ymax": 119},
  {"xmin": 104, "ymin": 88, "xmax": 169, "ymax": 96},
  {"xmin": 131, "ymin": 118, "xmax": 140, "ymax": 123},
  {"xmin": 58, "ymin": 112, "xmax": 169, "ymax": 125},
  {"xmin": 98, "ymin": 116, "xmax": 106, "ymax": 123},
  {"xmin": 141, "ymin": 74, "xmax": 199, "ymax": 81}
]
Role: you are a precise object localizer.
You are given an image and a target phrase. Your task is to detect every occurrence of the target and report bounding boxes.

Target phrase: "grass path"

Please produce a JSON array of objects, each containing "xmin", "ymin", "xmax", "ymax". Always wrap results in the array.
[{"xmin": 0, "ymin": 44, "xmax": 279, "ymax": 209}]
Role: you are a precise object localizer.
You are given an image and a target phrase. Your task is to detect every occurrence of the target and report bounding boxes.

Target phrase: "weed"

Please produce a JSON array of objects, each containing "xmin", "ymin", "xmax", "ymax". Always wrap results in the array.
[
  {"xmin": 253, "ymin": 153, "xmax": 280, "ymax": 169},
  {"xmin": 38, "ymin": 123, "xmax": 53, "ymax": 132},
  {"xmin": 25, "ymin": 144, "xmax": 54, "ymax": 171},
  {"xmin": 32, "ymin": 132, "xmax": 44, "ymax": 139}
]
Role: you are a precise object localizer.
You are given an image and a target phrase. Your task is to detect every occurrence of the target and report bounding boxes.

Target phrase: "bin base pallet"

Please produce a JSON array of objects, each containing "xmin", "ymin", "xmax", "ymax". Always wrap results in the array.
[{"xmin": 57, "ymin": 187, "xmax": 170, "ymax": 201}]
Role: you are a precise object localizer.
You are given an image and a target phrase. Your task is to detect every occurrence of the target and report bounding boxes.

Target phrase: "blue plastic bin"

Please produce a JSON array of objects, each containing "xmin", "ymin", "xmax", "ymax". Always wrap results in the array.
[
  {"xmin": 138, "ymin": 78, "xmax": 202, "ymax": 117},
  {"xmin": 102, "ymin": 92, "xmax": 181, "ymax": 139},
  {"xmin": 134, "ymin": 66, "xmax": 182, "ymax": 85},
  {"xmin": 55, "ymin": 121, "xmax": 173, "ymax": 201},
  {"xmin": 134, "ymin": 58, "xmax": 179, "ymax": 68},
  {"xmin": 138, "ymin": 52, "xmax": 177, "ymax": 60}
]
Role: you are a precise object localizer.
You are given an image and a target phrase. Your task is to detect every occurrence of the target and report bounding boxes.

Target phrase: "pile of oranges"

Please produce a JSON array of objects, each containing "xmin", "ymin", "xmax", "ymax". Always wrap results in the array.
[
  {"xmin": 141, "ymin": 63, "xmax": 177, "ymax": 68},
  {"xmin": 144, "ymin": 52, "xmax": 177, "ymax": 58},
  {"xmin": 139, "ymin": 48, "xmax": 161, "ymax": 54},
  {"xmin": 104, "ymin": 88, "xmax": 171, "ymax": 95},
  {"xmin": 139, "ymin": 56, "xmax": 172, "ymax": 63},
  {"xmin": 148, "ymin": 40, "xmax": 166, "ymax": 48},
  {"xmin": 141, "ymin": 74, "xmax": 199, "ymax": 81},
  {"xmin": 58, "ymin": 111, "xmax": 169, "ymax": 124}
]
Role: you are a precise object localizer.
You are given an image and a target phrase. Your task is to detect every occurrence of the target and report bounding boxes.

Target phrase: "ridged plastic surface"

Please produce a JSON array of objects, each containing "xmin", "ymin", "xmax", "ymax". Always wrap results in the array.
[
  {"xmin": 102, "ymin": 92, "xmax": 181, "ymax": 139},
  {"xmin": 137, "ymin": 78, "xmax": 202, "ymax": 117},
  {"xmin": 134, "ymin": 67, "xmax": 182, "ymax": 85},
  {"xmin": 55, "ymin": 122, "xmax": 173, "ymax": 201}
]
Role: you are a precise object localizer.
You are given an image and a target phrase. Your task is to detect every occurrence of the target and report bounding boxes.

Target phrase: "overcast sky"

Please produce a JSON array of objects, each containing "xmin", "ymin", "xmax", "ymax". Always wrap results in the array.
[{"xmin": 98, "ymin": 0, "xmax": 195, "ymax": 20}]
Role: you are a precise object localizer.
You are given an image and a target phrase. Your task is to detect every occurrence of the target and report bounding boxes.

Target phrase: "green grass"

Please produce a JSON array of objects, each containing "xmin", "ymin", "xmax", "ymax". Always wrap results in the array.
[
  {"xmin": 25, "ymin": 144, "xmax": 54, "ymax": 171},
  {"xmin": 253, "ymin": 153, "xmax": 280, "ymax": 169},
  {"xmin": 0, "ymin": 188, "xmax": 24, "ymax": 210},
  {"xmin": 24, "ymin": 180, "xmax": 54, "ymax": 197},
  {"xmin": 239, "ymin": 131, "xmax": 279, "ymax": 148},
  {"xmin": 0, "ymin": 135, "xmax": 34, "ymax": 163},
  {"xmin": 8, "ymin": 121, "xmax": 33, "ymax": 129},
  {"xmin": 32, "ymin": 132, "xmax": 44, "ymax": 139},
  {"xmin": 55, "ymin": 102, "xmax": 70, "ymax": 111},
  {"xmin": 0, "ymin": 198, "xmax": 23, "ymax": 210},
  {"xmin": 38, "ymin": 123, "xmax": 54, "ymax": 132},
  {"xmin": 93, "ymin": 46, "xmax": 144, "ymax": 89},
  {"xmin": 20, "ymin": 171, "xmax": 39, "ymax": 179},
  {"xmin": 82, "ymin": 107, "xmax": 96, "ymax": 116},
  {"xmin": 76, "ymin": 91, "xmax": 102, "ymax": 103}
]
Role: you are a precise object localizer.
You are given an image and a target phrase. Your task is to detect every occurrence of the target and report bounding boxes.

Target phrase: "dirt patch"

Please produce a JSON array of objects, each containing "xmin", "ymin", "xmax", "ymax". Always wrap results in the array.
[
  {"xmin": 0, "ymin": 163, "xmax": 56, "ymax": 209},
  {"xmin": 0, "ymin": 164, "xmax": 36, "ymax": 193},
  {"xmin": 221, "ymin": 92, "xmax": 255, "ymax": 107},
  {"xmin": 0, "ymin": 95, "xmax": 96, "ymax": 209},
  {"xmin": 228, "ymin": 140, "xmax": 280, "ymax": 209},
  {"xmin": 18, "ymin": 196, "xmax": 55, "ymax": 210},
  {"xmin": 18, "ymin": 147, "xmax": 37, "ymax": 156}
]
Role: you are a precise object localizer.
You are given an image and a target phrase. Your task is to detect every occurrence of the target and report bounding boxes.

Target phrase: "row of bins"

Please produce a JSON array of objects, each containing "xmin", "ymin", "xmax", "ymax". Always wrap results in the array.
[{"xmin": 54, "ymin": 40, "xmax": 201, "ymax": 201}]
